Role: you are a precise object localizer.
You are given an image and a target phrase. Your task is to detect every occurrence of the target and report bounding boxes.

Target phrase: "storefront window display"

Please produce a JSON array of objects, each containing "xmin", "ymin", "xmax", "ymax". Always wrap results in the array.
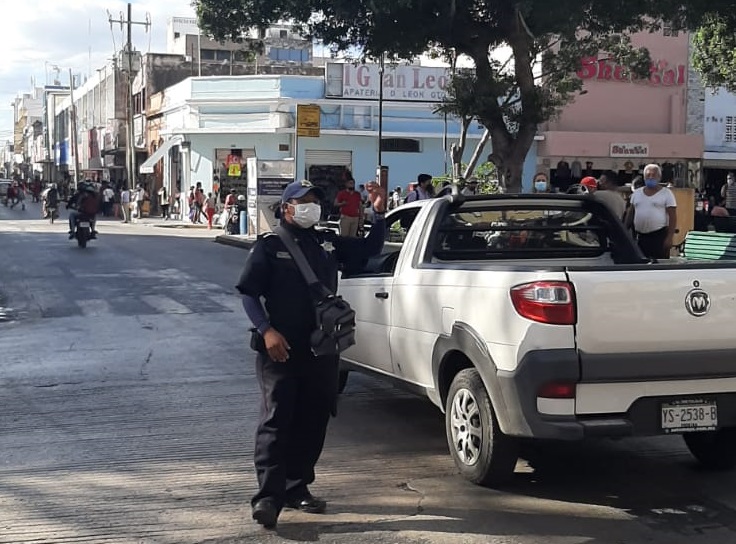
[{"xmin": 215, "ymin": 148, "xmax": 255, "ymax": 199}]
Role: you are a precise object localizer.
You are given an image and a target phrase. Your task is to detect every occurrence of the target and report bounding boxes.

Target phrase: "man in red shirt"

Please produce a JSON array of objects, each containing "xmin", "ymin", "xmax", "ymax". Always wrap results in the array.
[{"xmin": 334, "ymin": 178, "xmax": 363, "ymax": 237}]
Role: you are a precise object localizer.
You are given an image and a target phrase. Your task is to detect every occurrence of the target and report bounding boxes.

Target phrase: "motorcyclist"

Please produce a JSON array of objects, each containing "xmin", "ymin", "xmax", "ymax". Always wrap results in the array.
[
  {"xmin": 42, "ymin": 183, "xmax": 60, "ymax": 218},
  {"xmin": 67, "ymin": 182, "xmax": 100, "ymax": 239},
  {"xmin": 224, "ymin": 188, "xmax": 237, "ymax": 211},
  {"xmin": 226, "ymin": 194, "xmax": 247, "ymax": 234}
]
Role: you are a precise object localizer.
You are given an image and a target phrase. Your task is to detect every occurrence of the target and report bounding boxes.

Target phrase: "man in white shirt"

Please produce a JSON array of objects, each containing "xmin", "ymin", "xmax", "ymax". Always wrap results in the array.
[
  {"xmin": 626, "ymin": 163, "xmax": 677, "ymax": 260},
  {"xmin": 102, "ymin": 186, "xmax": 115, "ymax": 217},
  {"xmin": 120, "ymin": 187, "xmax": 131, "ymax": 223}
]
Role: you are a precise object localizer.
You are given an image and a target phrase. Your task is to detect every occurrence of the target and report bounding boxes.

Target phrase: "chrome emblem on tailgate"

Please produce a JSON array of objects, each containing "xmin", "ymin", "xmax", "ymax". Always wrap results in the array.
[{"xmin": 685, "ymin": 288, "xmax": 710, "ymax": 317}]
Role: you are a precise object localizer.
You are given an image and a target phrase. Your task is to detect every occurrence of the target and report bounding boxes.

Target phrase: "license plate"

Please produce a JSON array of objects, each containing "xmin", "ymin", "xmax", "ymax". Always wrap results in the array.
[
  {"xmin": 661, "ymin": 400, "xmax": 718, "ymax": 433},
  {"xmin": 78, "ymin": 222, "xmax": 90, "ymax": 228}
]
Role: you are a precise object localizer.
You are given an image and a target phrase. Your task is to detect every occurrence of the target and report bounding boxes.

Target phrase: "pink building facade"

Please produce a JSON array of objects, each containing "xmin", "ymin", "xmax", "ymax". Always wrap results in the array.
[{"xmin": 538, "ymin": 30, "xmax": 704, "ymax": 190}]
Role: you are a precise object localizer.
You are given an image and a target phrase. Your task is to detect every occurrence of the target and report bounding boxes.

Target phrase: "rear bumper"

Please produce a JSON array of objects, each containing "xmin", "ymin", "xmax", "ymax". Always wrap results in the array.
[{"xmin": 495, "ymin": 349, "xmax": 736, "ymax": 440}]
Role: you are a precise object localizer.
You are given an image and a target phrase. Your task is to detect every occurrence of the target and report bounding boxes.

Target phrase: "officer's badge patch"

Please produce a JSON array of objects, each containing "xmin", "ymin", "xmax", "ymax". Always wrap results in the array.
[
  {"xmin": 276, "ymin": 251, "xmax": 293, "ymax": 259},
  {"xmin": 321, "ymin": 241, "xmax": 335, "ymax": 253}
]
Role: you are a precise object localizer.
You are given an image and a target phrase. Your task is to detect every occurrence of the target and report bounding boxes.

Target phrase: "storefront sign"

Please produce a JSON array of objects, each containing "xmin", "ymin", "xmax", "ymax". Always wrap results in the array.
[
  {"xmin": 610, "ymin": 143, "xmax": 650, "ymax": 158},
  {"xmin": 297, "ymin": 104, "xmax": 321, "ymax": 137},
  {"xmin": 326, "ymin": 63, "xmax": 450, "ymax": 102},
  {"xmin": 577, "ymin": 57, "xmax": 686, "ymax": 87},
  {"xmin": 226, "ymin": 154, "xmax": 242, "ymax": 177}
]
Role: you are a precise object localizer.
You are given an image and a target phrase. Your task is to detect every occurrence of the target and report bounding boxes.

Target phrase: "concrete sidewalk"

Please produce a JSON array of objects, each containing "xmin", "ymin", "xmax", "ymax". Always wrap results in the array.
[{"xmin": 214, "ymin": 233, "xmax": 255, "ymax": 249}]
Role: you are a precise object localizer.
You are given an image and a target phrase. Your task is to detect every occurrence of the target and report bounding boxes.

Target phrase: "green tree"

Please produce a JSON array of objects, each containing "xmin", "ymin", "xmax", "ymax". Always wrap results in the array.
[
  {"xmin": 195, "ymin": 0, "xmax": 720, "ymax": 192},
  {"xmin": 692, "ymin": 13, "xmax": 736, "ymax": 92}
]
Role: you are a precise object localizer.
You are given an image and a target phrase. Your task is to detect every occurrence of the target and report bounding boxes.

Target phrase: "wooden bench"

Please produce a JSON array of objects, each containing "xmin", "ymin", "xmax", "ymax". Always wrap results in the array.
[{"xmin": 683, "ymin": 231, "xmax": 736, "ymax": 261}]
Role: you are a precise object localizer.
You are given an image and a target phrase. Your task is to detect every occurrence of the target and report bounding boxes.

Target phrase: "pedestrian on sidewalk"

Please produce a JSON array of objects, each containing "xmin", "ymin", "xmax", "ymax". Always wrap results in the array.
[
  {"xmin": 102, "ymin": 185, "xmax": 115, "ymax": 217},
  {"xmin": 205, "ymin": 192, "xmax": 216, "ymax": 229},
  {"xmin": 158, "ymin": 186, "xmax": 169, "ymax": 220},
  {"xmin": 120, "ymin": 187, "xmax": 131, "ymax": 223},
  {"xmin": 133, "ymin": 184, "xmax": 146, "ymax": 222}
]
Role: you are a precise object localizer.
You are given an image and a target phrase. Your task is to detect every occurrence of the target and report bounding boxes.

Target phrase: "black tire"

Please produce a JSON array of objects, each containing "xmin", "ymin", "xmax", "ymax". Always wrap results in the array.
[
  {"xmin": 77, "ymin": 228, "xmax": 88, "ymax": 248},
  {"xmin": 337, "ymin": 369, "xmax": 349, "ymax": 394},
  {"xmin": 684, "ymin": 428, "xmax": 736, "ymax": 470},
  {"xmin": 445, "ymin": 368, "xmax": 518, "ymax": 487}
]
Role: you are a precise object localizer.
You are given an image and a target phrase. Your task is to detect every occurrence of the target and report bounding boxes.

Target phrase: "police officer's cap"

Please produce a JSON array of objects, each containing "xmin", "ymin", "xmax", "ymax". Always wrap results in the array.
[{"xmin": 281, "ymin": 179, "xmax": 324, "ymax": 203}]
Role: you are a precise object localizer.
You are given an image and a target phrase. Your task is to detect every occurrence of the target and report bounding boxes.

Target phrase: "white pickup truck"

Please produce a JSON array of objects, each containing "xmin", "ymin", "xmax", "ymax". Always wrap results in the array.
[{"xmin": 338, "ymin": 193, "xmax": 736, "ymax": 487}]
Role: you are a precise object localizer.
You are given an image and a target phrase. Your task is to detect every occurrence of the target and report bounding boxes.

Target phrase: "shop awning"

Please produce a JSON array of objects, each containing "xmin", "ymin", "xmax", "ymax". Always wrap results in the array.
[{"xmin": 139, "ymin": 136, "xmax": 183, "ymax": 174}]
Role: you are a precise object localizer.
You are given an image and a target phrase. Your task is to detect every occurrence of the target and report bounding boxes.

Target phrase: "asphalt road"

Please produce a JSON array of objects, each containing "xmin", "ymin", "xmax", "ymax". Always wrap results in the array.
[{"xmin": 2, "ymin": 201, "xmax": 736, "ymax": 544}]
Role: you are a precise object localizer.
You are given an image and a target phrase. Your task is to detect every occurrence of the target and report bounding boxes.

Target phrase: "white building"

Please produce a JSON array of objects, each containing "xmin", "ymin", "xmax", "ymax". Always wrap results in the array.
[
  {"xmin": 167, "ymin": 17, "xmax": 312, "ymax": 71},
  {"xmin": 703, "ymin": 88, "xmax": 736, "ymax": 197}
]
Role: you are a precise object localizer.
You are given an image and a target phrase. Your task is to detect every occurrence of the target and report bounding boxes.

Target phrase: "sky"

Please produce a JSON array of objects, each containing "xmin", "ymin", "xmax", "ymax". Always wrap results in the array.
[{"xmin": 0, "ymin": 0, "xmax": 195, "ymax": 143}]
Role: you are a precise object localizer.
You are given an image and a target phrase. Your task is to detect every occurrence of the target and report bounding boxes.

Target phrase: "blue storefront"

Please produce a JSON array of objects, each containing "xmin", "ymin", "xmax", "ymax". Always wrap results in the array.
[{"xmin": 151, "ymin": 65, "xmax": 537, "ymax": 206}]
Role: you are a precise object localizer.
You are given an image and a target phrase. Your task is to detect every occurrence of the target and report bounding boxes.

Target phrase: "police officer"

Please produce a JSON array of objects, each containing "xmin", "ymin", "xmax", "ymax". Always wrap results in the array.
[{"xmin": 236, "ymin": 179, "xmax": 387, "ymax": 529}]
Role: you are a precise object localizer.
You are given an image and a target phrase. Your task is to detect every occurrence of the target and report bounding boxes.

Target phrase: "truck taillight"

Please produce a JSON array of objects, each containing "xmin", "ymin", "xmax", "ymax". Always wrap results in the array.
[{"xmin": 510, "ymin": 281, "xmax": 576, "ymax": 325}]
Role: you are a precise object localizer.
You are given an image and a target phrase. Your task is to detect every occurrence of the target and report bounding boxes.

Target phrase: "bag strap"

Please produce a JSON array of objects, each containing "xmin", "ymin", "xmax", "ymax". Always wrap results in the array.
[{"xmin": 273, "ymin": 226, "xmax": 323, "ymax": 289}]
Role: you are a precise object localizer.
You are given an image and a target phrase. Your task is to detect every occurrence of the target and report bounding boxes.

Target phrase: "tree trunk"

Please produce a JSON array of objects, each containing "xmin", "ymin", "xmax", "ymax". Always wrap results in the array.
[
  {"xmin": 451, "ymin": 116, "xmax": 471, "ymax": 180},
  {"xmin": 463, "ymin": 128, "xmax": 491, "ymax": 179},
  {"xmin": 495, "ymin": 155, "xmax": 525, "ymax": 193}
]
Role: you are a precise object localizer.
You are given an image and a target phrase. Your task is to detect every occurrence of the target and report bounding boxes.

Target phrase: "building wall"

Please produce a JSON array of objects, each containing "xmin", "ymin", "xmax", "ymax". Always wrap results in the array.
[
  {"xmin": 704, "ymin": 89, "xmax": 736, "ymax": 154},
  {"xmin": 547, "ymin": 31, "xmax": 691, "ymax": 134}
]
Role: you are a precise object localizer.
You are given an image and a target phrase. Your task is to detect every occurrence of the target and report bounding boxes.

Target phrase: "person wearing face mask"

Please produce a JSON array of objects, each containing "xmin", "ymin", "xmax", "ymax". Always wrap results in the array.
[
  {"xmin": 334, "ymin": 177, "xmax": 363, "ymax": 237},
  {"xmin": 532, "ymin": 173, "xmax": 551, "ymax": 193},
  {"xmin": 626, "ymin": 163, "xmax": 677, "ymax": 260},
  {"xmin": 236, "ymin": 179, "xmax": 387, "ymax": 530}
]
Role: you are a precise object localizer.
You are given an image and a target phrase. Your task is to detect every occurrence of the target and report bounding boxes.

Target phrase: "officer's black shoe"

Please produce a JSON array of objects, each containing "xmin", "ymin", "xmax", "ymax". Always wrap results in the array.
[
  {"xmin": 252, "ymin": 498, "xmax": 279, "ymax": 529},
  {"xmin": 284, "ymin": 493, "xmax": 327, "ymax": 514},
  {"xmin": 68, "ymin": 231, "xmax": 75, "ymax": 240},
  {"xmin": 90, "ymin": 231, "xmax": 98, "ymax": 239}
]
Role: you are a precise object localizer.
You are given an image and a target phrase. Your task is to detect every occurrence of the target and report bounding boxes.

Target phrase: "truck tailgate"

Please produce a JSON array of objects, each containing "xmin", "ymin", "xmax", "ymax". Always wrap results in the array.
[{"xmin": 567, "ymin": 267, "xmax": 736, "ymax": 382}]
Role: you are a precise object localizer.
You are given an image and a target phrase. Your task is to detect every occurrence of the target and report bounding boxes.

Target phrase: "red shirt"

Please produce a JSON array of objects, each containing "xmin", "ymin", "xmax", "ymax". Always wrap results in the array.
[{"xmin": 336, "ymin": 189, "xmax": 362, "ymax": 217}]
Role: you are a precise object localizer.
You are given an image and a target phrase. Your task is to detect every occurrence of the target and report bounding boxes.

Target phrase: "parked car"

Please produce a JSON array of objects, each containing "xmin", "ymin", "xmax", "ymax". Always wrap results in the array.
[{"xmin": 338, "ymin": 193, "xmax": 736, "ymax": 487}]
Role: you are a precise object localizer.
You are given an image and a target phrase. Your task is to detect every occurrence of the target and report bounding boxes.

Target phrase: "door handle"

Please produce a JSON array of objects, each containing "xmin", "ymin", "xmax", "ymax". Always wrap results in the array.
[{"xmin": 374, "ymin": 291, "xmax": 389, "ymax": 299}]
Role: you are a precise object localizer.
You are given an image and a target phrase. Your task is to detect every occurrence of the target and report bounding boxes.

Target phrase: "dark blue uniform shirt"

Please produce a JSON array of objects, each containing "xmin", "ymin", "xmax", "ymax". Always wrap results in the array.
[{"xmin": 236, "ymin": 220, "xmax": 386, "ymax": 354}]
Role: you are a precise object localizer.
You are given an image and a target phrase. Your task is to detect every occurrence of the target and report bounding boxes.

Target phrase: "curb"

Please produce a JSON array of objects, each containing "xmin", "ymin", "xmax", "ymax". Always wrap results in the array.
[{"xmin": 214, "ymin": 235, "xmax": 255, "ymax": 250}]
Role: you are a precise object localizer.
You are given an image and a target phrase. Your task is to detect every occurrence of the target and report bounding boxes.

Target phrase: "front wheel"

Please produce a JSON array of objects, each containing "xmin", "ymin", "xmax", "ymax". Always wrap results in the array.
[
  {"xmin": 684, "ymin": 428, "xmax": 736, "ymax": 470},
  {"xmin": 445, "ymin": 368, "xmax": 518, "ymax": 487}
]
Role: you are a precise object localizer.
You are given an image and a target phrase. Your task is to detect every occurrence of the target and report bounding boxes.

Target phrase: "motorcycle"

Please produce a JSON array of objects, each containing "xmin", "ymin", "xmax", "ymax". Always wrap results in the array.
[{"xmin": 74, "ymin": 215, "xmax": 94, "ymax": 248}]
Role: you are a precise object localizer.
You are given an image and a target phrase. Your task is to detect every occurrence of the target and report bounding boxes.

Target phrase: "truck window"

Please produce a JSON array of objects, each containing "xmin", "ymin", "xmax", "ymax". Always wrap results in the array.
[
  {"xmin": 431, "ymin": 205, "xmax": 609, "ymax": 261},
  {"xmin": 344, "ymin": 208, "xmax": 420, "ymax": 278},
  {"xmin": 387, "ymin": 208, "xmax": 420, "ymax": 243}
]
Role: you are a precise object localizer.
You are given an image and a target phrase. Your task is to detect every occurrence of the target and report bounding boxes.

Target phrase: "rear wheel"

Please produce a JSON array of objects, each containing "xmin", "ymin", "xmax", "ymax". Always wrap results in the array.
[
  {"xmin": 76, "ymin": 228, "xmax": 88, "ymax": 248},
  {"xmin": 684, "ymin": 428, "xmax": 736, "ymax": 470},
  {"xmin": 445, "ymin": 368, "xmax": 518, "ymax": 487}
]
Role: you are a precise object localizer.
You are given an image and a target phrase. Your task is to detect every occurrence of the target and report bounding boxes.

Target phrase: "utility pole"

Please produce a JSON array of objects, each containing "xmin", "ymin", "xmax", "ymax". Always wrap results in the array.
[
  {"xmin": 108, "ymin": 3, "xmax": 150, "ymax": 189},
  {"xmin": 69, "ymin": 69, "xmax": 81, "ymax": 189}
]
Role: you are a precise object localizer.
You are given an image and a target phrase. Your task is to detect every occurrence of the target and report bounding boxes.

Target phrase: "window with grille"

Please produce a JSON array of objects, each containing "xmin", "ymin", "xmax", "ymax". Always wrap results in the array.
[
  {"xmin": 663, "ymin": 23, "xmax": 679, "ymax": 37},
  {"xmin": 726, "ymin": 117, "xmax": 736, "ymax": 143}
]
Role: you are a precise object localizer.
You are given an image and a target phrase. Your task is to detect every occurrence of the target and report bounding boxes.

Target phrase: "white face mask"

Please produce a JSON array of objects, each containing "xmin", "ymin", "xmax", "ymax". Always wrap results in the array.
[{"xmin": 289, "ymin": 202, "xmax": 322, "ymax": 228}]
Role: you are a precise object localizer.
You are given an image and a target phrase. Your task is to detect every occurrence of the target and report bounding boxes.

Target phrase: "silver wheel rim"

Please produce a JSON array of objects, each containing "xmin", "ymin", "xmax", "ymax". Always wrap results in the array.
[{"xmin": 450, "ymin": 387, "xmax": 483, "ymax": 466}]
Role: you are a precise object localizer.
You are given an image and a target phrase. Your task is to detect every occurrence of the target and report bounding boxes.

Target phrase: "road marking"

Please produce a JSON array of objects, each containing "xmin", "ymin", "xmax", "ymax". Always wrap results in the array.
[
  {"xmin": 76, "ymin": 298, "xmax": 113, "ymax": 317},
  {"xmin": 204, "ymin": 293, "xmax": 243, "ymax": 313},
  {"xmin": 140, "ymin": 295, "xmax": 192, "ymax": 314}
]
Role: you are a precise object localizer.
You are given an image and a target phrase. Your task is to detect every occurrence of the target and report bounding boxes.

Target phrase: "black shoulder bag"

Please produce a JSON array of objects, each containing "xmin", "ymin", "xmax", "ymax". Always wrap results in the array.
[{"xmin": 274, "ymin": 227, "xmax": 356, "ymax": 357}]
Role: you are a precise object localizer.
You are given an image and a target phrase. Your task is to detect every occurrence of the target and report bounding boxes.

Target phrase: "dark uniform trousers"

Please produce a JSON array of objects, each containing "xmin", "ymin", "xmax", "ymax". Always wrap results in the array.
[{"xmin": 251, "ymin": 350, "xmax": 339, "ymax": 508}]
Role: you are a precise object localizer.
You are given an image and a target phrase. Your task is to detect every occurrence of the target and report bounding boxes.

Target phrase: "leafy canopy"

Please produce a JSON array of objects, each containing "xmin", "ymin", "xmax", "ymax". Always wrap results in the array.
[
  {"xmin": 195, "ymin": 0, "xmax": 720, "ymax": 191},
  {"xmin": 692, "ymin": 12, "xmax": 736, "ymax": 92}
]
